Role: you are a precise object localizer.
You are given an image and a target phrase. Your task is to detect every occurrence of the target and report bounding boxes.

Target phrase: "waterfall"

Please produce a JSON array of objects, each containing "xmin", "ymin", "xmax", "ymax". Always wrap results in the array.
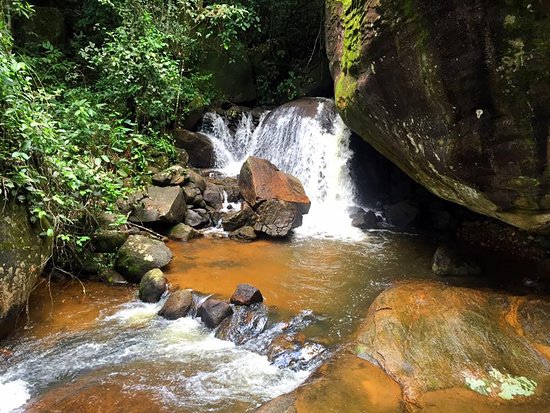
[{"xmin": 201, "ymin": 98, "xmax": 363, "ymax": 239}]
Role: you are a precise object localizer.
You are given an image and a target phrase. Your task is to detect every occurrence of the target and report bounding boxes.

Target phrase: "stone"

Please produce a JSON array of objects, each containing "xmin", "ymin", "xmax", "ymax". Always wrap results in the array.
[
  {"xmin": 230, "ymin": 284, "xmax": 264, "ymax": 306},
  {"xmin": 100, "ymin": 270, "xmax": 128, "ymax": 286},
  {"xmin": 182, "ymin": 183, "xmax": 201, "ymax": 204},
  {"xmin": 326, "ymin": 0, "xmax": 550, "ymax": 233},
  {"xmin": 0, "ymin": 199, "xmax": 53, "ymax": 339},
  {"xmin": 138, "ymin": 269, "xmax": 167, "ymax": 303},
  {"xmin": 151, "ymin": 165, "xmax": 186, "ymax": 186},
  {"xmin": 432, "ymin": 245, "xmax": 482, "ymax": 276},
  {"xmin": 114, "ymin": 235, "xmax": 173, "ymax": 283},
  {"xmin": 254, "ymin": 200, "xmax": 302, "ymax": 237},
  {"xmin": 222, "ymin": 203, "xmax": 257, "ymax": 232},
  {"xmin": 184, "ymin": 208, "xmax": 210, "ymax": 228},
  {"xmin": 349, "ymin": 208, "xmax": 378, "ymax": 230},
  {"xmin": 129, "ymin": 186, "xmax": 186, "ymax": 224},
  {"xmin": 176, "ymin": 148, "xmax": 189, "ymax": 167},
  {"xmin": 238, "ymin": 157, "xmax": 311, "ymax": 214},
  {"xmin": 356, "ymin": 281, "xmax": 550, "ymax": 407},
  {"xmin": 215, "ymin": 304, "xmax": 268, "ymax": 345},
  {"xmin": 167, "ymin": 223, "xmax": 200, "ymax": 242},
  {"xmin": 197, "ymin": 298, "xmax": 233, "ymax": 328},
  {"xmin": 92, "ymin": 229, "xmax": 129, "ymax": 253},
  {"xmin": 173, "ymin": 129, "xmax": 215, "ymax": 168},
  {"xmin": 229, "ymin": 226, "xmax": 257, "ymax": 242},
  {"xmin": 203, "ymin": 183, "xmax": 224, "ymax": 210},
  {"xmin": 158, "ymin": 289, "xmax": 193, "ymax": 320},
  {"xmin": 186, "ymin": 170, "xmax": 207, "ymax": 192},
  {"xmin": 384, "ymin": 201, "xmax": 419, "ymax": 229}
]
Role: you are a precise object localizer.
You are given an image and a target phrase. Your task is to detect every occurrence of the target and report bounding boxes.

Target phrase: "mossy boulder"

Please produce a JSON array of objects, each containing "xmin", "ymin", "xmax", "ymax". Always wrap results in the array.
[
  {"xmin": 114, "ymin": 235, "xmax": 173, "ymax": 283},
  {"xmin": 326, "ymin": 0, "xmax": 550, "ymax": 233},
  {"xmin": 0, "ymin": 200, "xmax": 53, "ymax": 338},
  {"xmin": 138, "ymin": 268, "xmax": 167, "ymax": 303},
  {"xmin": 356, "ymin": 280, "xmax": 550, "ymax": 408}
]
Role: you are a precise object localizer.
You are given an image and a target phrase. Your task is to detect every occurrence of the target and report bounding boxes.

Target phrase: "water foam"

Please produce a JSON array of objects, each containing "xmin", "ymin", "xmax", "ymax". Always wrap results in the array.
[{"xmin": 0, "ymin": 379, "xmax": 30, "ymax": 413}]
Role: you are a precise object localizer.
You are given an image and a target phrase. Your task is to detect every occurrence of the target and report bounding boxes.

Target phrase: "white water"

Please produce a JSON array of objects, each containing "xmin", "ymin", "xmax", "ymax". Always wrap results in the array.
[
  {"xmin": 201, "ymin": 99, "xmax": 363, "ymax": 240},
  {"xmin": 0, "ymin": 300, "xmax": 310, "ymax": 412}
]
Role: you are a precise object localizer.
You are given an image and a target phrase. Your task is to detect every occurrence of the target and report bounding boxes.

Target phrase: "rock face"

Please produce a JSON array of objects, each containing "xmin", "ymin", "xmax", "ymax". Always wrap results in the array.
[
  {"xmin": 326, "ymin": 0, "xmax": 550, "ymax": 233},
  {"xmin": 356, "ymin": 281, "xmax": 550, "ymax": 406},
  {"xmin": 254, "ymin": 200, "xmax": 303, "ymax": 237},
  {"xmin": 114, "ymin": 235, "xmax": 173, "ymax": 283},
  {"xmin": 130, "ymin": 186, "xmax": 186, "ymax": 224},
  {"xmin": 239, "ymin": 157, "xmax": 311, "ymax": 214},
  {"xmin": 173, "ymin": 129, "xmax": 215, "ymax": 168},
  {"xmin": 0, "ymin": 200, "xmax": 53, "ymax": 338},
  {"xmin": 138, "ymin": 269, "xmax": 167, "ymax": 303},
  {"xmin": 158, "ymin": 289, "xmax": 193, "ymax": 320}
]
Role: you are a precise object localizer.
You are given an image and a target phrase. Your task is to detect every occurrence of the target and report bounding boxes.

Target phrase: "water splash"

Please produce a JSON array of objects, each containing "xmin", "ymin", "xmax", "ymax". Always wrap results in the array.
[{"xmin": 201, "ymin": 98, "xmax": 363, "ymax": 240}]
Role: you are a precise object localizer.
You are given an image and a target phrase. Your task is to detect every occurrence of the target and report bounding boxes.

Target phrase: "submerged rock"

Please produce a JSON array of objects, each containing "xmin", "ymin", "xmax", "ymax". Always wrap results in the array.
[
  {"xmin": 115, "ymin": 235, "xmax": 173, "ymax": 283},
  {"xmin": 326, "ymin": 0, "xmax": 550, "ymax": 233},
  {"xmin": 356, "ymin": 281, "xmax": 550, "ymax": 407},
  {"xmin": 158, "ymin": 289, "xmax": 193, "ymax": 320},
  {"xmin": 254, "ymin": 200, "xmax": 303, "ymax": 237},
  {"xmin": 0, "ymin": 199, "xmax": 53, "ymax": 339},
  {"xmin": 239, "ymin": 156, "xmax": 311, "ymax": 214},
  {"xmin": 229, "ymin": 226, "xmax": 257, "ymax": 242},
  {"xmin": 197, "ymin": 298, "xmax": 233, "ymax": 328},
  {"xmin": 129, "ymin": 186, "xmax": 186, "ymax": 224},
  {"xmin": 230, "ymin": 284, "xmax": 264, "ymax": 306},
  {"xmin": 432, "ymin": 245, "xmax": 481, "ymax": 276},
  {"xmin": 139, "ymin": 269, "xmax": 167, "ymax": 303}
]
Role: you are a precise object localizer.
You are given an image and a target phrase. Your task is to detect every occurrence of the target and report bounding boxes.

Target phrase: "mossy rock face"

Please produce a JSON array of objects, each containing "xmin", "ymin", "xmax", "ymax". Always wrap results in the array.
[
  {"xmin": 326, "ymin": 0, "xmax": 550, "ymax": 232},
  {"xmin": 0, "ymin": 200, "xmax": 53, "ymax": 338},
  {"xmin": 356, "ymin": 281, "xmax": 550, "ymax": 408}
]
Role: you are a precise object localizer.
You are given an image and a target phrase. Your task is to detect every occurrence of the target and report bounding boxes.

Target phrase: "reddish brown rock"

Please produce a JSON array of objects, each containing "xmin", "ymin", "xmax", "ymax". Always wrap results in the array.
[
  {"xmin": 230, "ymin": 284, "xmax": 263, "ymax": 306},
  {"xmin": 238, "ymin": 157, "xmax": 311, "ymax": 214},
  {"xmin": 158, "ymin": 289, "xmax": 193, "ymax": 320}
]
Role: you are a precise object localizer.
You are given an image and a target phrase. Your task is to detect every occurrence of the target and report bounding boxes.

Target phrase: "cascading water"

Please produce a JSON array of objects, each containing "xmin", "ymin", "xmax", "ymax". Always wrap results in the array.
[{"xmin": 201, "ymin": 98, "xmax": 363, "ymax": 239}]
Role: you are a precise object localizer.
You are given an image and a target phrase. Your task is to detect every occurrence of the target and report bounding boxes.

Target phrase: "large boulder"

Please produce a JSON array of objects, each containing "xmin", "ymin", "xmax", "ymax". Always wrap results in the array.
[
  {"xmin": 326, "ymin": 0, "xmax": 550, "ymax": 233},
  {"xmin": 197, "ymin": 298, "xmax": 233, "ymax": 328},
  {"xmin": 173, "ymin": 129, "xmax": 215, "ymax": 168},
  {"xmin": 129, "ymin": 186, "xmax": 186, "ymax": 224},
  {"xmin": 0, "ymin": 200, "xmax": 52, "ymax": 338},
  {"xmin": 114, "ymin": 235, "xmax": 173, "ymax": 283},
  {"xmin": 254, "ymin": 200, "xmax": 303, "ymax": 237},
  {"xmin": 238, "ymin": 156, "xmax": 311, "ymax": 214},
  {"xmin": 356, "ymin": 281, "xmax": 550, "ymax": 407}
]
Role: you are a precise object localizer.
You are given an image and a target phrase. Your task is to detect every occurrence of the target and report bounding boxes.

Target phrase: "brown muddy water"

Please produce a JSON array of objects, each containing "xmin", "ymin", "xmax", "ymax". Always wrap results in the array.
[{"xmin": 0, "ymin": 232, "xmax": 547, "ymax": 413}]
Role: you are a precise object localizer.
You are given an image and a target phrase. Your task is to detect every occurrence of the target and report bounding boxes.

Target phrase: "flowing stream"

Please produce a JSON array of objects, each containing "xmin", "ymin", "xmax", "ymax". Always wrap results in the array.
[{"xmin": 0, "ymin": 99, "xmax": 544, "ymax": 412}]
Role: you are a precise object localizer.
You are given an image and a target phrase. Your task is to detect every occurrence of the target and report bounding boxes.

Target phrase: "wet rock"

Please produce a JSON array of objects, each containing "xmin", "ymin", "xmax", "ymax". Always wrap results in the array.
[
  {"xmin": 216, "ymin": 304, "xmax": 268, "ymax": 345},
  {"xmin": 267, "ymin": 334, "xmax": 326, "ymax": 370},
  {"xmin": 173, "ymin": 129, "xmax": 215, "ymax": 168},
  {"xmin": 158, "ymin": 289, "xmax": 193, "ymax": 320},
  {"xmin": 185, "ymin": 208, "xmax": 210, "ymax": 228},
  {"xmin": 229, "ymin": 226, "xmax": 257, "ymax": 242},
  {"xmin": 326, "ymin": 1, "xmax": 550, "ymax": 233},
  {"xmin": 92, "ymin": 229, "xmax": 129, "ymax": 253},
  {"xmin": 167, "ymin": 223, "xmax": 200, "ymax": 242},
  {"xmin": 230, "ymin": 284, "xmax": 264, "ymax": 306},
  {"xmin": 0, "ymin": 199, "xmax": 53, "ymax": 339},
  {"xmin": 254, "ymin": 200, "xmax": 303, "ymax": 237},
  {"xmin": 139, "ymin": 269, "xmax": 167, "ymax": 303},
  {"xmin": 203, "ymin": 183, "xmax": 224, "ymax": 210},
  {"xmin": 100, "ymin": 270, "xmax": 128, "ymax": 286},
  {"xmin": 206, "ymin": 176, "xmax": 241, "ymax": 203},
  {"xmin": 129, "ymin": 186, "xmax": 186, "ymax": 224},
  {"xmin": 151, "ymin": 165, "xmax": 186, "ymax": 186},
  {"xmin": 222, "ymin": 203, "xmax": 257, "ymax": 232},
  {"xmin": 239, "ymin": 156, "xmax": 311, "ymax": 214},
  {"xmin": 356, "ymin": 280, "xmax": 550, "ymax": 406},
  {"xmin": 385, "ymin": 201, "xmax": 419, "ymax": 229},
  {"xmin": 197, "ymin": 298, "xmax": 233, "ymax": 328},
  {"xmin": 432, "ymin": 245, "xmax": 481, "ymax": 276},
  {"xmin": 115, "ymin": 235, "xmax": 173, "ymax": 283},
  {"xmin": 349, "ymin": 208, "xmax": 378, "ymax": 230}
]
